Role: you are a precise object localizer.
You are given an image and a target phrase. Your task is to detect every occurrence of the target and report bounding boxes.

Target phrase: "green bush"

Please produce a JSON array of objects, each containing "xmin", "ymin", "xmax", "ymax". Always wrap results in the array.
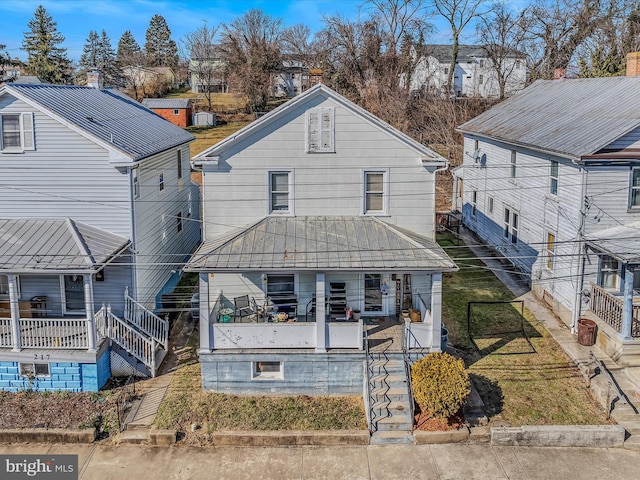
[{"xmin": 411, "ymin": 352, "xmax": 470, "ymax": 419}]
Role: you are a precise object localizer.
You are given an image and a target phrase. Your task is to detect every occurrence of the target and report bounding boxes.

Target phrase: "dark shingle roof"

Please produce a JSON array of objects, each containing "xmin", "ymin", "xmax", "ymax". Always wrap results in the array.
[
  {"xmin": 3, "ymin": 84, "xmax": 194, "ymax": 161},
  {"xmin": 458, "ymin": 77, "xmax": 640, "ymax": 159}
]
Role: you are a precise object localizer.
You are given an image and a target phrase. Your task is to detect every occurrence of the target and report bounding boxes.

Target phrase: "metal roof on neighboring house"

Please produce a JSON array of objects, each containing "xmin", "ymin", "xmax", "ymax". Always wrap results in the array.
[
  {"xmin": 185, "ymin": 216, "xmax": 457, "ymax": 272},
  {"xmin": 0, "ymin": 218, "xmax": 130, "ymax": 273},
  {"xmin": 584, "ymin": 221, "xmax": 640, "ymax": 264},
  {"xmin": 142, "ymin": 98, "xmax": 191, "ymax": 109},
  {"xmin": 458, "ymin": 77, "xmax": 640, "ymax": 160},
  {"xmin": 422, "ymin": 44, "xmax": 524, "ymax": 63},
  {"xmin": 1, "ymin": 84, "xmax": 194, "ymax": 161}
]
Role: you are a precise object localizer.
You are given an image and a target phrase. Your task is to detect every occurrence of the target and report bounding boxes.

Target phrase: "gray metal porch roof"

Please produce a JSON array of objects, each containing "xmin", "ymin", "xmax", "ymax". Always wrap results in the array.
[
  {"xmin": 185, "ymin": 216, "xmax": 457, "ymax": 272},
  {"xmin": 584, "ymin": 221, "xmax": 640, "ymax": 264},
  {"xmin": 0, "ymin": 218, "xmax": 130, "ymax": 273}
]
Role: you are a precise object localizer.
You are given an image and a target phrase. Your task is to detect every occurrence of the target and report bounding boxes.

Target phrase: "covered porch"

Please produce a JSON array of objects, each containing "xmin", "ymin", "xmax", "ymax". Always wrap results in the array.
[{"xmin": 583, "ymin": 223, "xmax": 640, "ymax": 365}]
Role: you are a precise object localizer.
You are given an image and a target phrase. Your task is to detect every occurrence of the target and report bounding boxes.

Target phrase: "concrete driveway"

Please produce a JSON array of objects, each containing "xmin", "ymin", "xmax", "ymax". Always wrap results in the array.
[{"xmin": 1, "ymin": 443, "xmax": 639, "ymax": 479}]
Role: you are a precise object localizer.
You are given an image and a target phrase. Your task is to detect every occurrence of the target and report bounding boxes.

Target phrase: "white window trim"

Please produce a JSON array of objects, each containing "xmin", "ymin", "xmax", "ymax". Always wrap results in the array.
[
  {"xmin": 487, "ymin": 196, "xmax": 494, "ymax": 214},
  {"xmin": 267, "ymin": 170, "xmax": 294, "ymax": 215},
  {"xmin": 629, "ymin": 167, "xmax": 640, "ymax": 209},
  {"xmin": 549, "ymin": 160, "xmax": 559, "ymax": 196},
  {"xmin": 177, "ymin": 149, "xmax": 184, "ymax": 191},
  {"xmin": 173, "ymin": 109, "xmax": 180, "ymax": 115},
  {"xmin": 361, "ymin": 273, "xmax": 389, "ymax": 315},
  {"xmin": 471, "ymin": 190, "xmax": 477, "ymax": 218},
  {"xmin": 0, "ymin": 112, "xmax": 35, "ymax": 153},
  {"xmin": 306, "ymin": 107, "xmax": 335, "ymax": 153},
  {"xmin": 503, "ymin": 207, "xmax": 519, "ymax": 244},
  {"xmin": 362, "ymin": 169, "xmax": 390, "ymax": 216},
  {"xmin": 19, "ymin": 362, "xmax": 50, "ymax": 378},
  {"xmin": 158, "ymin": 171, "xmax": 165, "ymax": 194},
  {"xmin": 252, "ymin": 361, "xmax": 284, "ymax": 380},
  {"xmin": 59, "ymin": 275, "xmax": 86, "ymax": 316},
  {"xmin": 510, "ymin": 150, "xmax": 516, "ymax": 179},
  {"xmin": 599, "ymin": 255, "xmax": 622, "ymax": 291},
  {"xmin": 132, "ymin": 168, "xmax": 140, "ymax": 200}
]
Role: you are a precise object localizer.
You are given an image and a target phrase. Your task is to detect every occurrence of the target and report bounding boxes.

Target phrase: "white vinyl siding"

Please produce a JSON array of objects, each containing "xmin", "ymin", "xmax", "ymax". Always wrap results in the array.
[
  {"xmin": 0, "ymin": 112, "xmax": 34, "ymax": 152},
  {"xmin": 306, "ymin": 107, "xmax": 335, "ymax": 153}
]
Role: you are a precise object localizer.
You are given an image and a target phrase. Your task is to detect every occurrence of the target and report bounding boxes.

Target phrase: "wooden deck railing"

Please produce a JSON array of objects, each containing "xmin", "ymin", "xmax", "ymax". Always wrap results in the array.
[
  {"xmin": 108, "ymin": 308, "xmax": 155, "ymax": 373},
  {"xmin": 19, "ymin": 318, "xmax": 90, "ymax": 349},
  {"xmin": 124, "ymin": 293, "xmax": 168, "ymax": 350},
  {"xmin": 0, "ymin": 318, "xmax": 12, "ymax": 347},
  {"xmin": 590, "ymin": 283, "xmax": 640, "ymax": 337}
]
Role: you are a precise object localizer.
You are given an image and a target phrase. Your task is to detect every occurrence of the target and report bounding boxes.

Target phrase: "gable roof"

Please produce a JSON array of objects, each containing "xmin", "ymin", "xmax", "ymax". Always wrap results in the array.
[
  {"xmin": 142, "ymin": 98, "xmax": 191, "ymax": 109},
  {"xmin": 421, "ymin": 44, "xmax": 524, "ymax": 63},
  {"xmin": 0, "ymin": 83, "xmax": 194, "ymax": 162},
  {"xmin": 185, "ymin": 216, "xmax": 457, "ymax": 272},
  {"xmin": 192, "ymin": 83, "xmax": 445, "ymax": 163},
  {"xmin": 458, "ymin": 77, "xmax": 640, "ymax": 160},
  {"xmin": 0, "ymin": 218, "xmax": 130, "ymax": 273}
]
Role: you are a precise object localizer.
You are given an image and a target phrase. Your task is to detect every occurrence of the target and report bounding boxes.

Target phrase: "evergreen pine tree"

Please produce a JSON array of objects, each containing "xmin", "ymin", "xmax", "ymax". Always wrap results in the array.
[
  {"xmin": 21, "ymin": 5, "xmax": 72, "ymax": 84},
  {"xmin": 144, "ymin": 14, "xmax": 178, "ymax": 67},
  {"xmin": 97, "ymin": 30, "xmax": 121, "ymax": 86},
  {"xmin": 78, "ymin": 30, "xmax": 100, "ymax": 77},
  {"xmin": 117, "ymin": 30, "xmax": 142, "ymax": 65}
]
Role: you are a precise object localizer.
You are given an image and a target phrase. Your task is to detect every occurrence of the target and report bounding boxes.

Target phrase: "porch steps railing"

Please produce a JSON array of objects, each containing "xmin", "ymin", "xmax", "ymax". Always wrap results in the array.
[
  {"xmin": 105, "ymin": 306, "xmax": 158, "ymax": 377},
  {"xmin": 366, "ymin": 330, "xmax": 414, "ymax": 445},
  {"xmin": 590, "ymin": 283, "xmax": 640, "ymax": 337},
  {"xmin": 124, "ymin": 288, "xmax": 169, "ymax": 350}
]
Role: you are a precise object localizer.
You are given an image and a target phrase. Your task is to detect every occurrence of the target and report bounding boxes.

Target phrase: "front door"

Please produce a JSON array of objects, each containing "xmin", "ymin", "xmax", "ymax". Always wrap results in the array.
[
  {"xmin": 63, "ymin": 275, "xmax": 85, "ymax": 314},
  {"xmin": 364, "ymin": 274, "xmax": 383, "ymax": 313}
]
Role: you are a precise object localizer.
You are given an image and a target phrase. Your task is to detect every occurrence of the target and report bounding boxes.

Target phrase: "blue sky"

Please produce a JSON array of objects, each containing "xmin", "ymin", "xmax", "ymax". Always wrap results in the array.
[
  {"xmin": 0, "ymin": 0, "xmax": 473, "ymax": 62},
  {"xmin": 0, "ymin": 0, "xmax": 366, "ymax": 62}
]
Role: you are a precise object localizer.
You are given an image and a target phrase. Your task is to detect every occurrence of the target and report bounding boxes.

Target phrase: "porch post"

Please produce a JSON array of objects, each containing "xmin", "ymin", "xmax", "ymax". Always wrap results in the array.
[
  {"xmin": 8, "ymin": 274, "xmax": 21, "ymax": 352},
  {"xmin": 620, "ymin": 265, "xmax": 634, "ymax": 341},
  {"xmin": 315, "ymin": 273, "xmax": 327, "ymax": 353},
  {"xmin": 84, "ymin": 274, "xmax": 96, "ymax": 352},
  {"xmin": 199, "ymin": 273, "xmax": 211, "ymax": 353},
  {"xmin": 431, "ymin": 273, "xmax": 443, "ymax": 352}
]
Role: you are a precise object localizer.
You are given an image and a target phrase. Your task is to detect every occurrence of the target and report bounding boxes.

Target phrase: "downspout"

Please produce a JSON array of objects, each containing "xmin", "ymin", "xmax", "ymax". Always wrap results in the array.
[
  {"xmin": 129, "ymin": 166, "xmax": 139, "ymax": 301},
  {"xmin": 571, "ymin": 164, "xmax": 587, "ymax": 334}
]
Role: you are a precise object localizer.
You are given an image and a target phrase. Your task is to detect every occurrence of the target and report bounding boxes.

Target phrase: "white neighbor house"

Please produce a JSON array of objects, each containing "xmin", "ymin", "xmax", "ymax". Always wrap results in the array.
[
  {"xmin": 0, "ymin": 80, "xmax": 200, "ymax": 388},
  {"xmin": 186, "ymin": 83, "xmax": 456, "ymax": 397},
  {"xmin": 408, "ymin": 44, "xmax": 526, "ymax": 98},
  {"xmin": 457, "ymin": 76, "xmax": 640, "ymax": 366}
]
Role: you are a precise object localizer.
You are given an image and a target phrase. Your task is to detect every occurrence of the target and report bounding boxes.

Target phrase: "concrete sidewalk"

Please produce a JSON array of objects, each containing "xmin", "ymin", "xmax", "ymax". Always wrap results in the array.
[{"xmin": 0, "ymin": 443, "xmax": 638, "ymax": 480}]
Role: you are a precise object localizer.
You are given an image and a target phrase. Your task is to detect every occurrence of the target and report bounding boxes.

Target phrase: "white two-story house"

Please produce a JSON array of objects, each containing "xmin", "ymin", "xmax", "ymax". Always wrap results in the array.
[
  {"xmin": 457, "ymin": 75, "xmax": 640, "ymax": 366},
  {"xmin": 186, "ymin": 83, "xmax": 456, "ymax": 398},
  {"xmin": 408, "ymin": 44, "xmax": 526, "ymax": 98},
  {"xmin": 0, "ymin": 79, "xmax": 200, "ymax": 390}
]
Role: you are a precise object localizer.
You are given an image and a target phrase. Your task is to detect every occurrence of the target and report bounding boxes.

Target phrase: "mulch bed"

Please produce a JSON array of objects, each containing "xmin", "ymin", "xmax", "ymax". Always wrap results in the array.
[{"xmin": 413, "ymin": 404, "xmax": 466, "ymax": 431}]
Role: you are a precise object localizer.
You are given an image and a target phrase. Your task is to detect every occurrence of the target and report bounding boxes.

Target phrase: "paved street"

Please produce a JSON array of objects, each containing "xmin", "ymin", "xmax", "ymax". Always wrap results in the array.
[{"xmin": 1, "ymin": 443, "xmax": 639, "ymax": 479}]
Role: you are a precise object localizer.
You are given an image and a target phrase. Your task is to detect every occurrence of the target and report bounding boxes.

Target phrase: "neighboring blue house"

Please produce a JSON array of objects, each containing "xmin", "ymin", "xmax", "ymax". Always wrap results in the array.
[
  {"xmin": 0, "ymin": 77, "xmax": 200, "ymax": 390},
  {"xmin": 457, "ymin": 75, "xmax": 640, "ymax": 367}
]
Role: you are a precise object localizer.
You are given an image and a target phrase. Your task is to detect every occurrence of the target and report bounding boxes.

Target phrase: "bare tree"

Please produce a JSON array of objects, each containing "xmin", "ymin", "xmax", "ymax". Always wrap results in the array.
[
  {"xmin": 182, "ymin": 22, "xmax": 221, "ymax": 112},
  {"xmin": 432, "ymin": 0, "xmax": 490, "ymax": 95},
  {"xmin": 477, "ymin": 2, "xmax": 528, "ymax": 99},
  {"xmin": 219, "ymin": 9, "xmax": 283, "ymax": 112}
]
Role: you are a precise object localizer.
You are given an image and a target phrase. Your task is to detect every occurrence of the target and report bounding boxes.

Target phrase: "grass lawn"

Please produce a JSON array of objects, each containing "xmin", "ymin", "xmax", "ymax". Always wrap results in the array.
[
  {"xmin": 188, "ymin": 122, "xmax": 250, "ymax": 158},
  {"xmin": 439, "ymin": 232, "xmax": 610, "ymax": 426},
  {"xmin": 165, "ymin": 91, "xmax": 248, "ymax": 112},
  {"xmin": 154, "ymin": 364, "xmax": 367, "ymax": 441}
]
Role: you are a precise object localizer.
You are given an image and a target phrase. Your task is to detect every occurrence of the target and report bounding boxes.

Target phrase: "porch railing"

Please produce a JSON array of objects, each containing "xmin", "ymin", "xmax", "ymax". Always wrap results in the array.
[
  {"xmin": 590, "ymin": 283, "xmax": 640, "ymax": 337},
  {"xmin": 0, "ymin": 318, "xmax": 12, "ymax": 347},
  {"xmin": 19, "ymin": 318, "xmax": 90, "ymax": 349},
  {"xmin": 124, "ymin": 291, "xmax": 168, "ymax": 350}
]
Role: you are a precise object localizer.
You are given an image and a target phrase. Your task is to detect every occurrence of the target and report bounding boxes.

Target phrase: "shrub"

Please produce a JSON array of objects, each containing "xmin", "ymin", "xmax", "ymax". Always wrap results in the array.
[{"xmin": 411, "ymin": 352, "xmax": 470, "ymax": 419}]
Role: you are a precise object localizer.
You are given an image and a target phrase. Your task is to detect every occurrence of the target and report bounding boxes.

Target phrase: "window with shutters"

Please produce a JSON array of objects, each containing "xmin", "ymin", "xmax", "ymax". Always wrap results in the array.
[
  {"xmin": 306, "ymin": 107, "xmax": 335, "ymax": 153},
  {"xmin": 0, "ymin": 112, "xmax": 35, "ymax": 152}
]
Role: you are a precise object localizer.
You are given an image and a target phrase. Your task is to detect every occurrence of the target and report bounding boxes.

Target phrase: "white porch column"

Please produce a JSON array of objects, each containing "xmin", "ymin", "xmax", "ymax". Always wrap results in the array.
[
  {"xmin": 431, "ymin": 273, "xmax": 443, "ymax": 352},
  {"xmin": 8, "ymin": 274, "xmax": 21, "ymax": 352},
  {"xmin": 315, "ymin": 273, "xmax": 327, "ymax": 353},
  {"xmin": 199, "ymin": 273, "xmax": 211, "ymax": 353},
  {"xmin": 620, "ymin": 265, "xmax": 634, "ymax": 341},
  {"xmin": 84, "ymin": 274, "xmax": 96, "ymax": 352}
]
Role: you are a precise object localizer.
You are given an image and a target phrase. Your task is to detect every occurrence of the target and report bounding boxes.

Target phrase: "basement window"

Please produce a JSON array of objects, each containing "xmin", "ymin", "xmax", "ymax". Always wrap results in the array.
[
  {"xmin": 20, "ymin": 363, "xmax": 50, "ymax": 378},
  {"xmin": 252, "ymin": 361, "xmax": 283, "ymax": 379}
]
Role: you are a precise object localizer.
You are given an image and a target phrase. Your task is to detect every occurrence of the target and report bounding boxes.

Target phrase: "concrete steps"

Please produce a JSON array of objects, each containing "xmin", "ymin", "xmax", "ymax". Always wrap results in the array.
[{"xmin": 367, "ymin": 354, "xmax": 413, "ymax": 445}]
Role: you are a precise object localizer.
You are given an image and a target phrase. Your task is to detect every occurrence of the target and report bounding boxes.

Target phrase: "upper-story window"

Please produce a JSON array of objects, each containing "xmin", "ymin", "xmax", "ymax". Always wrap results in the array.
[
  {"xmin": 177, "ymin": 150, "xmax": 183, "ymax": 180},
  {"xmin": 630, "ymin": 167, "xmax": 640, "ymax": 209},
  {"xmin": 173, "ymin": 109, "xmax": 180, "ymax": 115},
  {"xmin": 0, "ymin": 112, "xmax": 35, "ymax": 152},
  {"xmin": 444, "ymin": 67, "xmax": 449, "ymax": 75},
  {"xmin": 479, "ymin": 60, "xmax": 485, "ymax": 68},
  {"xmin": 133, "ymin": 168, "xmax": 140, "ymax": 199},
  {"xmin": 306, "ymin": 107, "xmax": 335, "ymax": 153},
  {"xmin": 510, "ymin": 150, "xmax": 517, "ymax": 178},
  {"xmin": 364, "ymin": 170, "xmax": 388, "ymax": 215},
  {"xmin": 269, "ymin": 171, "xmax": 292, "ymax": 213},
  {"xmin": 549, "ymin": 160, "xmax": 559, "ymax": 196},
  {"xmin": 479, "ymin": 74, "xmax": 484, "ymax": 84},
  {"xmin": 158, "ymin": 172, "xmax": 165, "ymax": 193}
]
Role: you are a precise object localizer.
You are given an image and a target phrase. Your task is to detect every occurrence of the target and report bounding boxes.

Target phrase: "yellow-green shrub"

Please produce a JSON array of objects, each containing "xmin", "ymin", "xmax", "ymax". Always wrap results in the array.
[{"xmin": 411, "ymin": 352, "xmax": 470, "ymax": 419}]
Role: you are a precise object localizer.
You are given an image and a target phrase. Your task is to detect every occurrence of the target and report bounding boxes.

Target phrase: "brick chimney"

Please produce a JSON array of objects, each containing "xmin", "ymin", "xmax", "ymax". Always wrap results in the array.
[
  {"xmin": 627, "ymin": 52, "xmax": 640, "ymax": 76},
  {"xmin": 553, "ymin": 68, "xmax": 566, "ymax": 80},
  {"xmin": 87, "ymin": 70, "xmax": 103, "ymax": 89}
]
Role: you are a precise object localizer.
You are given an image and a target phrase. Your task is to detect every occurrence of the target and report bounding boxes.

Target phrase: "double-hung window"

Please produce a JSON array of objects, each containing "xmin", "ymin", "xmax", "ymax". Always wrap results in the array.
[
  {"xmin": 0, "ymin": 274, "xmax": 10, "ymax": 296},
  {"xmin": 546, "ymin": 232, "xmax": 556, "ymax": 271},
  {"xmin": 599, "ymin": 255, "xmax": 621, "ymax": 290},
  {"xmin": 0, "ymin": 112, "xmax": 34, "ymax": 152},
  {"xmin": 471, "ymin": 190, "xmax": 477, "ymax": 217},
  {"xmin": 503, "ymin": 208, "xmax": 519, "ymax": 244},
  {"xmin": 158, "ymin": 172, "xmax": 165, "ymax": 193},
  {"xmin": 269, "ymin": 171, "xmax": 292, "ymax": 213},
  {"xmin": 364, "ymin": 170, "xmax": 388, "ymax": 214},
  {"xmin": 630, "ymin": 167, "xmax": 640, "ymax": 209},
  {"xmin": 177, "ymin": 150, "xmax": 183, "ymax": 180},
  {"xmin": 133, "ymin": 168, "xmax": 140, "ymax": 199},
  {"xmin": 549, "ymin": 160, "xmax": 559, "ymax": 196},
  {"xmin": 510, "ymin": 150, "xmax": 517, "ymax": 178}
]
